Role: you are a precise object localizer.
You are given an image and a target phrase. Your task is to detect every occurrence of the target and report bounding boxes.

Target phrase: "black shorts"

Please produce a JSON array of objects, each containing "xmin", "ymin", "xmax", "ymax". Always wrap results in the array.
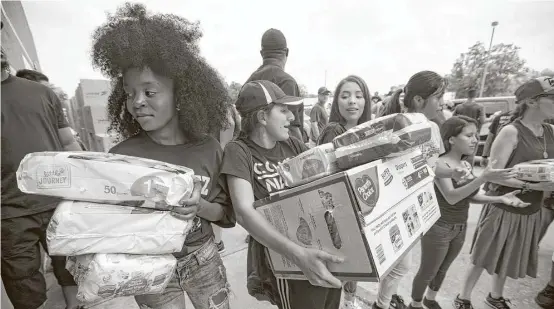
[{"xmin": 1, "ymin": 210, "xmax": 76, "ymax": 309}]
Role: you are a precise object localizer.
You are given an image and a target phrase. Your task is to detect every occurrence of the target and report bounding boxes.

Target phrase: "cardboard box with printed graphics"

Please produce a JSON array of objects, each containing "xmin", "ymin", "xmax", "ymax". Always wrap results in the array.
[{"xmin": 254, "ymin": 150, "xmax": 440, "ymax": 281}]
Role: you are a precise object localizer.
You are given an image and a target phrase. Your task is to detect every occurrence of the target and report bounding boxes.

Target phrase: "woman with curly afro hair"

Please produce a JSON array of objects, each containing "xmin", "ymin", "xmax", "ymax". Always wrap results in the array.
[{"xmin": 91, "ymin": 3, "xmax": 235, "ymax": 309}]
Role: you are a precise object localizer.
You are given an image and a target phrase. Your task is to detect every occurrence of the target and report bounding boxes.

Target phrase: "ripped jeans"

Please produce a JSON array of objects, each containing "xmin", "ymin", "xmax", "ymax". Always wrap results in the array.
[{"xmin": 135, "ymin": 238, "xmax": 230, "ymax": 309}]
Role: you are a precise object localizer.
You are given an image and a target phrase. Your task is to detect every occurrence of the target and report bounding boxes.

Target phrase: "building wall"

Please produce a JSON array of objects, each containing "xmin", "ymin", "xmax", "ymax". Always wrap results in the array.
[{"xmin": 1, "ymin": 1, "xmax": 41, "ymax": 72}]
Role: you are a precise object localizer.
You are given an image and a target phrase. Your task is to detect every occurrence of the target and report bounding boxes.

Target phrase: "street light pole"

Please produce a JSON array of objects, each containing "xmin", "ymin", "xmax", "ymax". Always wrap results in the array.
[{"xmin": 479, "ymin": 21, "xmax": 499, "ymax": 97}]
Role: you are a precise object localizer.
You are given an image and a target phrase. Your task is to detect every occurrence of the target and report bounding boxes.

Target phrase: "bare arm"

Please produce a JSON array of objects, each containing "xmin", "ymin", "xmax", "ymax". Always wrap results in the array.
[
  {"xmin": 58, "ymin": 128, "xmax": 82, "ymax": 151},
  {"xmin": 434, "ymin": 161, "xmax": 487, "ymax": 205},
  {"xmin": 311, "ymin": 122, "xmax": 320, "ymax": 140},
  {"xmin": 227, "ymin": 175, "xmax": 303, "ymax": 260},
  {"xmin": 196, "ymin": 198, "xmax": 225, "ymax": 222},
  {"xmin": 487, "ymin": 125, "xmax": 525, "ymax": 189}
]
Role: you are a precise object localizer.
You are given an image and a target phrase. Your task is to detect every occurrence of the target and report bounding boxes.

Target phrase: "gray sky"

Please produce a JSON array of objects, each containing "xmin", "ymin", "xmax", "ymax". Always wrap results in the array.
[{"xmin": 22, "ymin": 0, "xmax": 554, "ymax": 96}]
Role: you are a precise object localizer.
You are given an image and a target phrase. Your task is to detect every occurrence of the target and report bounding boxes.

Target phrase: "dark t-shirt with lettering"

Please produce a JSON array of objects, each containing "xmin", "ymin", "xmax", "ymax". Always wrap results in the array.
[
  {"xmin": 221, "ymin": 137, "xmax": 308, "ymax": 200},
  {"xmin": 109, "ymin": 133, "xmax": 234, "ymax": 256},
  {"xmin": 1, "ymin": 75, "xmax": 69, "ymax": 219}
]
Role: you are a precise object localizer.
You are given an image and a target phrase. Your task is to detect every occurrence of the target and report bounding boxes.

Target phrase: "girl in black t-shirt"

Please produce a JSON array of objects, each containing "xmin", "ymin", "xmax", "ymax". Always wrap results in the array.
[
  {"xmin": 91, "ymin": 4, "xmax": 234, "ymax": 309},
  {"xmin": 222, "ymin": 80, "xmax": 344, "ymax": 309}
]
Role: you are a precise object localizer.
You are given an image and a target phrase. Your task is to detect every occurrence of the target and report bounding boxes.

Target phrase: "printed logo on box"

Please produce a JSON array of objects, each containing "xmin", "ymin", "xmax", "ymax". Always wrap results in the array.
[
  {"xmin": 380, "ymin": 168, "xmax": 393, "ymax": 186},
  {"xmin": 36, "ymin": 165, "xmax": 71, "ymax": 188},
  {"xmin": 354, "ymin": 173, "xmax": 379, "ymax": 209}
]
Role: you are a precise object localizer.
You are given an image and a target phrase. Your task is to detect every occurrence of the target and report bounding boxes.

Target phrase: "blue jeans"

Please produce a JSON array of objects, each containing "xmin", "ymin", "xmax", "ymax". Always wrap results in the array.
[
  {"xmin": 135, "ymin": 238, "xmax": 230, "ymax": 309},
  {"xmin": 411, "ymin": 221, "xmax": 466, "ymax": 302}
]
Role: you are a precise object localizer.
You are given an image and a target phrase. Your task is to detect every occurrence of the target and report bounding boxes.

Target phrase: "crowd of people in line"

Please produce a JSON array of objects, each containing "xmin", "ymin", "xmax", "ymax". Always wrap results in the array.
[{"xmin": 2, "ymin": 3, "xmax": 554, "ymax": 309}]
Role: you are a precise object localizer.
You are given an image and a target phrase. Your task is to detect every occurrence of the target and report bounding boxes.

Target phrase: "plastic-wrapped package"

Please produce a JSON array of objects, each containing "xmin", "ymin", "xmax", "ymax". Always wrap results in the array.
[
  {"xmin": 47, "ymin": 201, "xmax": 192, "ymax": 255},
  {"xmin": 17, "ymin": 152, "xmax": 195, "ymax": 208},
  {"xmin": 514, "ymin": 159, "xmax": 554, "ymax": 182},
  {"xmin": 278, "ymin": 143, "xmax": 340, "ymax": 187},
  {"xmin": 333, "ymin": 113, "xmax": 433, "ymax": 169},
  {"xmin": 66, "ymin": 253, "xmax": 176, "ymax": 304}
]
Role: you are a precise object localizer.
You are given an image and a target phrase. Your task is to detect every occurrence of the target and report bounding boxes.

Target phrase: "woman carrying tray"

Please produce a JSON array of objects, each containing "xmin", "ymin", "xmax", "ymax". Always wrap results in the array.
[
  {"xmin": 221, "ymin": 80, "xmax": 345, "ymax": 309},
  {"xmin": 408, "ymin": 115, "xmax": 526, "ymax": 309},
  {"xmin": 91, "ymin": 4, "xmax": 235, "ymax": 308},
  {"xmin": 454, "ymin": 76, "xmax": 554, "ymax": 309},
  {"xmin": 316, "ymin": 75, "xmax": 372, "ymax": 309}
]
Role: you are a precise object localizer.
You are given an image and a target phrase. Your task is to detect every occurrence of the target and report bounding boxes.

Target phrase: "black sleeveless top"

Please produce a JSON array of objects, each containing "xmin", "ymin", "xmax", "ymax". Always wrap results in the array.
[
  {"xmin": 434, "ymin": 161, "xmax": 479, "ymax": 224},
  {"xmin": 487, "ymin": 119, "xmax": 554, "ymax": 215}
]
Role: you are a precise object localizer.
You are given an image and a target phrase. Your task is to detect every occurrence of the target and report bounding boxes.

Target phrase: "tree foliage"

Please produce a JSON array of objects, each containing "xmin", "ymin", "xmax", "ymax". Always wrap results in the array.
[
  {"xmin": 227, "ymin": 81, "xmax": 242, "ymax": 103},
  {"xmin": 299, "ymin": 84, "xmax": 309, "ymax": 97},
  {"xmin": 446, "ymin": 42, "xmax": 534, "ymax": 98}
]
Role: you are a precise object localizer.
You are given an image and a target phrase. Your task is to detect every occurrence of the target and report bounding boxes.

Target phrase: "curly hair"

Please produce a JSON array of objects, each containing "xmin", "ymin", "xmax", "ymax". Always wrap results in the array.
[{"xmin": 91, "ymin": 2, "xmax": 229, "ymax": 140}]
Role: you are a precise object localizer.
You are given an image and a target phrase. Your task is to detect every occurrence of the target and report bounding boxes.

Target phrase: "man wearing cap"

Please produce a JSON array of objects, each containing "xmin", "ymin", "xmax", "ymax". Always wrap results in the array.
[
  {"xmin": 2, "ymin": 22, "xmax": 82, "ymax": 309},
  {"xmin": 310, "ymin": 86, "xmax": 331, "ymax": 143},
  {"xmin": 246, "ymin": 28, "xmax": 305, "ymax": 142}
]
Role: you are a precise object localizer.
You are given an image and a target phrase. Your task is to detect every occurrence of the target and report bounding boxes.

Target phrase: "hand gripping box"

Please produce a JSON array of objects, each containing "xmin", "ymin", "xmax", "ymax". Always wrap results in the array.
[
  {"xmin": 47, "ymin": 201, "xmax": 193, "ymax": 255},
  {"xmin": 254, "ymin": 150, "xmax": 441, "ymax": 281},
  {"xmin": 16, "ymin": 152, "xmax": 195, "ymax": 207},
  {"xmin": 66, "ymin": 253, "xmax": 176, "ymax": 304}
]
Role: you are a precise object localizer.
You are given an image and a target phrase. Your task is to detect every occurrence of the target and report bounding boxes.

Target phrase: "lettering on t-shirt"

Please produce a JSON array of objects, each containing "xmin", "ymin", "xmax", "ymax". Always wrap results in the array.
[
  {"xmin": 197, "ymin": 175, "xmax": 211, "ymax": 196},
  {"xmin": 254, "ymin": 159, "xmax": 293, "ymax": 193}
]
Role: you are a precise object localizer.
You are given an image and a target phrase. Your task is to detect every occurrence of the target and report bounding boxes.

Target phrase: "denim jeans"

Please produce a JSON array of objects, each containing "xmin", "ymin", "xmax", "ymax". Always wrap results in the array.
[
  {"xmin": 375, "ymin": 251, "xmax": 412, "ymax": 309},
  {"xmin": 411, "ymin": 221, "xmax": 466, "ymax": 302},
  {"xmin": 135, "ymin": 238, "xmax": 230, "ymax": 309}
]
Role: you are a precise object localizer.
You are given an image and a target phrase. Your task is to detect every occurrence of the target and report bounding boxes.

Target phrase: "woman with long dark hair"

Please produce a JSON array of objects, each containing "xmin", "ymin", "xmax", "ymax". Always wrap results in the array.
[
  {"xmin": 91, "ymin": 4, "xmax": 235, "ymax": 308},
  {"xmin": 316, "ymin": 75, "xmax": 371, "ymax": 309}
]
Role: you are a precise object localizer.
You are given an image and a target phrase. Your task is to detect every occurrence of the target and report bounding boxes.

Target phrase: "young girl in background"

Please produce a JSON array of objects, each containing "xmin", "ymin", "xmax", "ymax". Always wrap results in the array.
[
  {"xmin": 222, "ymin": 80, "xmax": 345, "ymax": 309},
  {"xmin": 455, "ymin": 77, "xmax": 554, "ymax": 309},
  {"xmin": 317, "ymin": 75, "xmax": 372, "ymax": 309},
  {"xmin": 408, "ymin": 116, "xmax": 527, "ymax": 309}
]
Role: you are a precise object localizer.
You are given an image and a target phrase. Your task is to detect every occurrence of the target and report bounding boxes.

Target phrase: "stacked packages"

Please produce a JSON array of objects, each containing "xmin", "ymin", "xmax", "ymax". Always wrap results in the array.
[
  {"xmin": 261, "ymin": 113, "xmax": 442, "ymax": 281},
  {"xmin": 17, "ymin": 152, "xmax": 196, "ymax": 304},
  {"xmin": 513, "ymin": 159, "xmax": 554, "ymax": 182}
]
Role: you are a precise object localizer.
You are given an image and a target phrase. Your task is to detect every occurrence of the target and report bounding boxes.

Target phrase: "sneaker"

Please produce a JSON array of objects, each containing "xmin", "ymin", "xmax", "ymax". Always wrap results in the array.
[
  {"xmin": 452, "ymin": 295, "xmax": 473, "ymax": 309},
  {"xmin": 216, "ymin": 241, "xmax": 226, "ymax": 254},
  {"xmin": 342, "ymin": 298, "xmax": 363, "ymax": 309},
  {"xmin": 485, "ymin": 294, "xmax": 512, "ymax": 309},
  {"xmin": 391, "ymin": 294, "xmax": 407, "ymax": 309},
  {"xmin": 422, "ymin": 297, "xmax": 442, "ymax": 309},
  {"xmin": 536, "ymin": 284, "xmax": 554, "ymax": 309}
]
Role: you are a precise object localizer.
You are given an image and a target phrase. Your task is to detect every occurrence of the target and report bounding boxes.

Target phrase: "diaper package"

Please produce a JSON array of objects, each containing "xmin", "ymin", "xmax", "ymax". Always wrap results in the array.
[
  {"xmin": 514, "ymin": 159, "xmax": 554, "ymax": 182},
  {"xmin": 47, "ymin": 201, "xmax": 193, "ymax": 256},
  {"xmin": 333, "ymin": 113, "xmax": 433, "ymax": 169},
  {"xmin": 278, "ymin": 143, "xmax": 340, "ymax": 187},
  {"xmin": 66, "ymin": 253, "xmax": 176, "ymax": 304},
  {"xmin": 17, "ymin": 151, "xmax": 195, "ymax": 207}
]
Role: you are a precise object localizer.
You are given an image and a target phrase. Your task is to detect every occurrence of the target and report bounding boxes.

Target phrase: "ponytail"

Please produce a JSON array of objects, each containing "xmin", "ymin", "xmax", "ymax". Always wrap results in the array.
[{"xmin": 379, "ymin": 89, "xmax": 404, "ymax": 117}]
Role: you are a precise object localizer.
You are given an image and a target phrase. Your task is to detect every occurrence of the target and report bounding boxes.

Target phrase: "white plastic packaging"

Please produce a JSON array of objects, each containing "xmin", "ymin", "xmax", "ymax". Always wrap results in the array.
[
  {"xmin": 514, "ymin": 159, "xmax": 554, "ymax": 182},
  {"xmin": 47, "ymin": 201, "xmax": 193, "ymax": 255},
  {"xmin": 16, "ymin": 151, "xmax": 195, "ymax": 207},
  {"xmin": 278, "ymin": 143, "xmax": 340, "ymax": 187},
  {"xmin": 66, "ymin": 253, "xmax": 176, "ymax": 304}
]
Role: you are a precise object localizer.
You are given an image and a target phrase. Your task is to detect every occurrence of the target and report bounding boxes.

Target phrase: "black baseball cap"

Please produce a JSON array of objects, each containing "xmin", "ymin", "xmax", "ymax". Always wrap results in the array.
[
  {"xmin": 318, "ymin": 87, "xmax": 331, "ymax": 95},
  {"xmin": 515, "ymin": 76, "xmax": 554, "ymax": 102},
  {"xmin": 236, "ymin": 80, "xmax": 303, "ymax": 117}
]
